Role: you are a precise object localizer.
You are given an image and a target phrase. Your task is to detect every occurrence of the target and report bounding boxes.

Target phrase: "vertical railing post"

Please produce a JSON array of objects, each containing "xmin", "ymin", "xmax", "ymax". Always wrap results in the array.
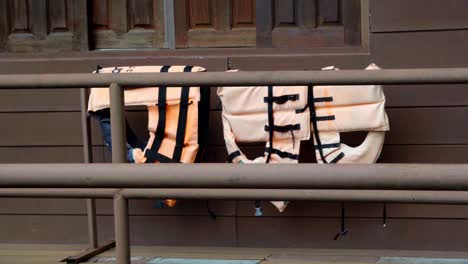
[
  {"xmin": 80, "ymin": 87, "xmax": 99, "ymax": 249},
  {"xmin": 114, "ymin": 193, "xmax": 130, "ymax": 264},
  {"xmin": 110, "ymin": 83, "xmax": 127, "ymax": 163},
  {"xmin": 109, "ymin": 83, "xmax": 130, "ymax": 264}
]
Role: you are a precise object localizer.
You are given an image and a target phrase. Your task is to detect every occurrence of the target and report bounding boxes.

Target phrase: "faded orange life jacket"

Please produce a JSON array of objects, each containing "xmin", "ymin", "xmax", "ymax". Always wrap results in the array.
[
  {"xmin": 218, "ymin": 64, "xmax": 390, "ymax": 212},
  {"xmin": 88, "ymin": 65, "xmax": 209, "ymax": 164}
]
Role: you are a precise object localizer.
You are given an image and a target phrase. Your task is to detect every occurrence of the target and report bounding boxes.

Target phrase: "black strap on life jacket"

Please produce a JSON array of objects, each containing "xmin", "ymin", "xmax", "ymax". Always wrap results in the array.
[
  {"xmin": 307, "ymin": 85, "xmax": 345, "ymax": 164},
  {"xmin": 265, "ymin": 147, "xmax": 299, "ymax": 160},
  {"xmin": 172, "ymin": 66, "xmax": 194, "ymax": 162},
  {"xmin": 263, "ymin": 94, "xmax": 299, "ymax": 104},
  {"xmin": 265, "ymin": 85, "xmax": 274, "ymax": 163},
  {"xmin": 227, "ymin": 150, "xmax": 241, "ymax": 163},
  {"xmin": 309, "ymin": 85, "xmax": 328, "ymax": 163},
  {"xmin": 145, "ymin": 66, "xmax": 171, "ymax": 163},
  {"xmin": 146, "ymin": 151, "xmax": 181, "ymax": 163},
  {"xmin": 264, "ymin": 124, "xmax": 300, "ymax": 132},
  {"xmin": 334, "ymin": 202, "xmax": 349, "ymax": 240}
]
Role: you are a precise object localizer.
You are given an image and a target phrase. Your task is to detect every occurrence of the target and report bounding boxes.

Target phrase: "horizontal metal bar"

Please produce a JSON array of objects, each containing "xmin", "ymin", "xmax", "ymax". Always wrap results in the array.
[
  {"xmin": 0, "ymin": 68, "xmax": 467, "ymax": 88},
  {"xmin": 121, "ymin": 189, "xmax": 468, "ymax": 204},
  {"xmin": 1, "ymin": 164, "xmax": 468, "ymax": 190},
  {"xmin": 0, "ymin": 188, "xmax": 118, "ymax": 198},
  {"xmin": 3, "ymin": 188, "xmax": 468, "ymax": 204}
]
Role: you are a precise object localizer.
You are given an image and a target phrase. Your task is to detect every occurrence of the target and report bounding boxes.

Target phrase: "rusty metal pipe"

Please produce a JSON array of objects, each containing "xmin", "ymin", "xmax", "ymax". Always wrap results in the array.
[
  {"xmin": 0, "ymin": 68, "xmax": 468, "ymax": 88},
  {"xmin": 1, "ymin": 163, "xmax": 468, "ymax": 190}
]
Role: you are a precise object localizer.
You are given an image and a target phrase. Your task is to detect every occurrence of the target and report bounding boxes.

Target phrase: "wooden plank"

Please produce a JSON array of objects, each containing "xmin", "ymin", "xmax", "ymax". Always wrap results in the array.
[
  {"xmin": 342, "ymin": 0, "xmax": 361, "ymax": 46},
  {"xmin": 109, "ymin": 0, "xmax": 128, "ymax": 34},
  {"xmin": 163, "ymin": 0, "xmax": 175, "ymax": 49},
  {"xmin": 0, "ymin": 0, "xmax": 8, "ymax": 51},
  {"xmin": 207, "ymin": 107, "xmax": 468, "ymax": 147},
  {"xmin": 92, "ymin": 0, "xmax": 109, "ymax": 29},
  {"xmin": 232, "ymin": 0, "xmax": 256, "ymax": 29},
  {"xmin": 237, "ymin": 218, "xmax": 468, "ymax": 250},
  {"xmin": 128, "ymin": 0, "xmax": 154, "ymax": 29},
  {"xmin": 206, "ymin": 144, "xmax": 468, "ymax": 164},
  {"xmin": 211, "ymin": 84, "xmax": 468, "ymax": 111},
  {"xmin": 318, "ymin": 0, "xmax": 339, "ymax": 24},
  {"xmin": 0, "ymin": 198, "xmax": 235, "ymax": 217},
  {"xmin": 0, "ymin": 89, "xmax": 80, "ymax": 112},
  {"xmin": 174, "ymin": 0, "xmax": 188, "ymax": 48},
  {"xmin": 371, "ymin": 30, "xmax": 468, "ymax": 68},
  {"xmin": 2, "ymin": 107, "xmax": 468, "ymax": 151},
  {"xmin": 231, "ymin": 53, "xmax": 371, "ymax": 71},
  {"xmin": 255, "ymin": 0, "xmax": 272, "ymax": 47},
  {"xmin": 48, "ymin": 0, "xmax": 69, "ymax": 32},
  {"xmin": 0, "ymin": 56, "xmax": 227, "ymax": 73},
  {"xmin": 371, "ymin": 0, "xmax": 468, "ymax": 33},
  {"xmin": 28, "ymin": 0, "xmax": 47, "ymax": 39},
  {"xmin": 72, "ymin": 0, "xmax": 91, "ymax": 51},
  {"xmin": 0, "ymin": 215, "xmax": 237, "ymax": 246},
  {"xmin": 9, "ymin": 0, "xmax": 29, "ymax": 32},
  {"xmin": 0, "ymin": 146, "xmax": 106, "ymax": 163}
]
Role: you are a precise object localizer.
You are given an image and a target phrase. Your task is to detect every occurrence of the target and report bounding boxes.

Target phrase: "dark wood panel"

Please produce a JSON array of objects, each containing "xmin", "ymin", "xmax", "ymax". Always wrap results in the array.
[
  {"xmin": 0, "ymin": 198, "xmax": 235, "ymax": 216},
  {"xmin": 92, "ymin": 0, "xmax": 109, "ymax": 29},
  {"xmin": 206, "ymin": 144, "xmax": 468, "ymax": 164},
  {"xmin": 2, "ymin": 107, "xmax": 468, "ymax": 148},
  {"xmin": 371, "ymin": 0, "xmax": 468, "ymax": 32},
  {"xmin": 48, "ymin": 0, "xmax": 70, "ymax": 32},
  {"xmin": 385, "ymin": 107, "xmax": 468, "ymax": 145},
  {"xmin": 3, "ymin": 197, "xmax": 468, "ymax": 220},
  {"xmin": 318, "ymin": 0, "xmax": 340, "ymax": 24},
  {"xmin": 9, "ymin": 0, "xmax": 30, "ymax": 33},
  {"xmin": 0, "ymin": 112, "xmax": 89, "ymax": 146},
  {"xmin": 231, "ymin": 0, "xmax": 255, "ymax": 29},
  {"xmin": 0, "ymin": 146, "xmax": 106, "ymax": 163},
  {"xmin": 0, "ymin": 89, "xmax": 80, "ymax": 112},
  {"xmin": 128, "ymin": 0, "xmax": 154, "ymax": 29},
  {"xmin": 371, "ymin": 30, "xmax": 468, "ymax": 68},
  {"xmin": 0, "ymin": 215, "xmax": 237, "ymax": 246},
  {"xmin": 207, "ymin": 107, "xmax": 468, "ymax": 147},
  {"xmin": 236, "ymin": 201, "xmax": 468, "ymax": 219},
  {"xmin": 92, "ymin": 0, "xmax": 165, "ymax": 49},
  {"xmin": 211, "ymin": 84, "xmax": 468, "ymax": 112},
  {"xmin": 4, "ymin": 0, "xmax": 77, "ymax": 52},
  {"xmin": 237, "ymin": 218, "xmax": 468, "ymax": 251},
  {"xmin": 188, "ymin": 0, "xmax": 213, "ymax": 29},
  {"xmin": 274, "ymin": 0, "xmax": 296, "ymax": 27},
  {"xmin": 0, "ymin": 0, "xmax": 8, "ymax": 51},
  {"xmin": 176, "ymin": 0, "xmax": 255, "ymax": 48},
  {"xmin": 231, "ymin": 53, "xmax": 371, "ymax": 71},
  {"xmin": 0, "ymin": 56, "xmax": 227, "ymax": 73}
]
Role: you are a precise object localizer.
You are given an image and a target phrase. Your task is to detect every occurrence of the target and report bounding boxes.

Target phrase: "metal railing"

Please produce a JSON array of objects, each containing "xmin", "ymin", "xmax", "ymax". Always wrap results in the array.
[{"xmin": 1, "ymin": 68, "xmax": 468, "ymax": 264}]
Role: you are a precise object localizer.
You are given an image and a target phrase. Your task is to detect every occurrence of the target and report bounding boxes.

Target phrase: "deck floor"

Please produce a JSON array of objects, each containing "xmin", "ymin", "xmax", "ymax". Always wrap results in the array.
[{"xmin": 1, "ymin": 244, "xmax": 468, "ymax": 264}]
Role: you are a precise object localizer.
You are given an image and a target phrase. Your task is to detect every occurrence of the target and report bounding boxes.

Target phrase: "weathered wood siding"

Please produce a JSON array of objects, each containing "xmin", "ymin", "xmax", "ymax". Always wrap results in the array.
[{"xmin": 1, "ymin": 0, "xmax": 468, "ymax": 250}]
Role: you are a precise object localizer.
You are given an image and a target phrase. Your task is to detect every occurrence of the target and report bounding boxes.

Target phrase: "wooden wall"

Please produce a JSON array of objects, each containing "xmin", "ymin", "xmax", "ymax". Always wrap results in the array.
[{"xmin": 1, "ymin": 0, "xmax": 468, "ymax": 251}]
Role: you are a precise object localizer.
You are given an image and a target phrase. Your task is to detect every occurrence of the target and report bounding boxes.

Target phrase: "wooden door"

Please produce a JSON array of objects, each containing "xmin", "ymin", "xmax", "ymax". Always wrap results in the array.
[
  {"xmin": 257, "ymin": 0, "xmax": 361, "ymax": 48},
  {"xmin": 175, "ymin": 0, "xmax": 256, "ymax": 48},
  {"xmin": 0, "ymin": 0, "xmax": 79, "ymax": 52},
  {"xmin": 91, "ymin": 0, "xmax": 165, "ymax": 49}
]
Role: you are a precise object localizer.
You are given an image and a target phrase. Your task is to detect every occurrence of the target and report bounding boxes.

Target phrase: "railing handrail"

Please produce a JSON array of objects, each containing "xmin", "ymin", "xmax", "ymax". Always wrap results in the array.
[
  {"xmin": 1, "ymin": 68, "xmax": 468, "ymax": 88},
  {"xmin": 1, "ymin": 163, "xmax": 468, "ymax": 190}
]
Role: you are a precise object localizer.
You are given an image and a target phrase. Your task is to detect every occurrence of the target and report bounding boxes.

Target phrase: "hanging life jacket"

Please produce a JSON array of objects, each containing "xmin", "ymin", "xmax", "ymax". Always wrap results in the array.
[
  {"xmin": 217, "ymin": 64, "xmax": 390, "ymax": 212},
  {"xmin": 88, "ymin": 65, "xmax": 210, "ymax": 164}
]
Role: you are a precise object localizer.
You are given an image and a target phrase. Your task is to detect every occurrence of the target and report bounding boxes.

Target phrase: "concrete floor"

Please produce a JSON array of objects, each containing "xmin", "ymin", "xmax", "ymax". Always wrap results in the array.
[{"xmin": 2, "ymin": 244, "xmax": 468, "ymax": 264}]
